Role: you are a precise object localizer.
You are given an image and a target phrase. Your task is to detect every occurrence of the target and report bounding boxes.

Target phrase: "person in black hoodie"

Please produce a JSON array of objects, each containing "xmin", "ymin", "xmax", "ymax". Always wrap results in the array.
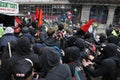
[
  {"xmin": 39, "ymin": 47, "xmax": 73, "ymax": 80},
  {"xmin": 0, "ymin": 37, "xmax": 40, "ymax": 80},
  {"xmin": 64, "ymin": 46, "xmax": 87, "ymax": 80},
  {"xmin": 82, "ymin": 43, "xmax": 119, "ymax": 80}
]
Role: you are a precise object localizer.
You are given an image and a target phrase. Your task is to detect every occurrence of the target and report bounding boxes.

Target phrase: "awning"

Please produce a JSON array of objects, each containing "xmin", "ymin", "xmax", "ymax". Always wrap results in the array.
[{"xmin": 1, "ymin": 13, "xmax": 25, "ymax": 16}]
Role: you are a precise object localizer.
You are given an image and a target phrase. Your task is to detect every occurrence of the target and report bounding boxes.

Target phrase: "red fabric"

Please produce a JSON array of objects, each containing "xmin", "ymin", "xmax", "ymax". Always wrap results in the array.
[
  {"xmin": 73, "ymin": 75, "xmax": 78, "ymax": 80},
  {"xmin": 35, "ymin": 7, "xmax": 39, "ymax": 20},
  {"xmin": 14, "ymin": 26, "xmax": 21, "ymax": 33},
  {"xmin": 80, "ymin": 19, "xmax": 95, "ymax": 32},
  {"xmin": 14, "ymin": 16, "xmax": 22, "ymax": 25},
  {"xmin": 38, "ymin": 9, "xmax": 43, "ymax": 28}
]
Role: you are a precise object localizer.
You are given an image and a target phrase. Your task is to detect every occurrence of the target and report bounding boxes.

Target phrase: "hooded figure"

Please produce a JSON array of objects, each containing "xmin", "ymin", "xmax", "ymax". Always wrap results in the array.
[
  {"xmin": 64, "ymin": 46, "xmax": 87, "ymax": 80},
  {"xmin": 0, "ymin": 37, "xmax": 40, "ymax": 80},
  {"xmin": 40, "ymin": 47, "xmax": 73, "ymax": 80},
  {"xmin": 40, "ymin": 47, "xmax": 60, "ymax": 76},
  {"xmin": 107, "ymin": 35, "xmax": 120, "ymax": 45},
  {"xmin": 99, "ymin": 33, "xmax": 107, "ymax": 43},
  {"xmin": 99, "ymin": 43, "xmax": 118, "ymax": 59},
  {"xmin": 106, "ymin": 28, "xmax": 113, "ymax": 37},
  {"xmin": 20, "ymin": 27, "xmax": 35, "ymax": 44}
]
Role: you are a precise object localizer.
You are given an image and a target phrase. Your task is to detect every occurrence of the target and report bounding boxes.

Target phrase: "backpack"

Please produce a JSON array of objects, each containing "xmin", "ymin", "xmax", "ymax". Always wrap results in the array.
[{"xmin": 69, "ymin": 62, "xmax": 87, "ymax": 80}]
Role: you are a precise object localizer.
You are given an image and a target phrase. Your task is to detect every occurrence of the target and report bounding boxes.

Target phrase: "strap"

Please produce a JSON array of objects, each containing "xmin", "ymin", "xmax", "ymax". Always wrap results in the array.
[{"xmin": 75, "ymin": 69, "xmax": 81, "ymax": 80}]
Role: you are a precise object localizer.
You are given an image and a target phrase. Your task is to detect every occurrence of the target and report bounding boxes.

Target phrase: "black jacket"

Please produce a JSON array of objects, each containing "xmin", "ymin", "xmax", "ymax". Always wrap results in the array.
[
  {"xmin": 45, "ymin": 64, "xmax": 73, "ymax": 80},
  {"xmin": 0, "ymin": 52, "xmax": 40, "ymax": 80},
  {"xmin": 44, "ymin": 37, "xmax": 60, "ymax": 48},
  {"xmin": 85, "ymin": 58, "xmax": 118, "ymax": 80}
]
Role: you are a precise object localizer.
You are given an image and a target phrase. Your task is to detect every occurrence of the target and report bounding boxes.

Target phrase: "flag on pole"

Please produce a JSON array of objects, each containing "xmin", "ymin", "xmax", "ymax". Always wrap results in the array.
[
  {"xmin": 14, "ymin": 16, "xmax": 22, "ymax": 25},
  {"xmin": 38, "ymin": 9, "xmax": 43, "ymax": 28},
  {"xmin": 80, "ymin": 18, "xmax": 95, "ymax": 33},
  {"xmin": 35, "ymin": 6, "xmax": 39, "ymax": 20}
]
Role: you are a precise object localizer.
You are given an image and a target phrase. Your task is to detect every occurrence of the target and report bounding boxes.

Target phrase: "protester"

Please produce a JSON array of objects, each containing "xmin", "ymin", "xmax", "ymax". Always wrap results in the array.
[
  {"xmin": 44, "ymin": 27, "xmax": 60, "ymax": 48},
  {"xmin": 82, "ymin": 43, "xmax": 120, "ymax": 80},
  {"xmin": 0, "ymin": 27, "xmax": 18, "ymax": 57},
  {"xmin": 20, "ymin": 26, "xmax": 36, "ymax": 44},
  {"xmin": 39, "ymin": 47, "xmax": 73, "ymax": 80},
  {"xmin": 11, "ymin": 58, "xmax": 36, "ymax": 80},
  {"xmin": 64, "ymin": 46, "xmax": 87, "ymax": 80},
  {"xmin": 0, "ymin": 37, "xmax": 40, "ymax": 80}
]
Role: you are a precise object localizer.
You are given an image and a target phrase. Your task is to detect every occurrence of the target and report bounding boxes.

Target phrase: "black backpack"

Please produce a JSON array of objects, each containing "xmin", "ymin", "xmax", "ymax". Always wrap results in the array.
[{"xmin": 68, "ymin": 61, "xmax": 87, "ymax": 80}]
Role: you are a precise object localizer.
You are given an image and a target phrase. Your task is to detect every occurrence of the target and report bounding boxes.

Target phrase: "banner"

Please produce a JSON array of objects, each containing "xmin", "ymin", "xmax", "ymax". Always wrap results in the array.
[{"xmin": 0, "ymin": 1, "xmax": 19, "ymax": 14}]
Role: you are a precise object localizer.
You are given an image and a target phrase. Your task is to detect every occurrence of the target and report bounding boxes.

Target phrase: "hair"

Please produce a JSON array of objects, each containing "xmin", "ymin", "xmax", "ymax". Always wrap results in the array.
[
  {"xmin": 58, "ymin": 23, "xmax": 64, "ymax": 31},
  {"xmin": 47, "ymin": 27, "xmax": 55, "ymax": 37}
]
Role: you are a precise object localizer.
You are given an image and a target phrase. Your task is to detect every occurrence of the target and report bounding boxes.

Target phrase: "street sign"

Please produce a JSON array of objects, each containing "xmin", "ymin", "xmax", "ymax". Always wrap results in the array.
[{"xmin": 0, "ymin": 1, "xmax": 19, "ymax": 14}]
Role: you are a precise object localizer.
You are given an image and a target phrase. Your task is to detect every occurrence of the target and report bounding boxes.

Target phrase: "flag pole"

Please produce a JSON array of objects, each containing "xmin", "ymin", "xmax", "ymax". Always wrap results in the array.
[{"xmin": 8, "ymin": 42, "xmax": 12, "ymax": 58}]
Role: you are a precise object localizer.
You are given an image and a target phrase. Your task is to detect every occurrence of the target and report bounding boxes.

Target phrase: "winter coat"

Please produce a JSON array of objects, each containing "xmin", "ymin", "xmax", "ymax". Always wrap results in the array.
[{"xmin": 0, "ymin": 33, "xmax": 18, "ymax": 53}]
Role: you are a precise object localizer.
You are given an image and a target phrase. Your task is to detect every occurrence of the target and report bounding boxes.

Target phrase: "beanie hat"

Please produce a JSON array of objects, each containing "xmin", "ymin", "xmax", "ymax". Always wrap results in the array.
[
  {"xmin": 74, "ymin": 38, "xmax": 86, "ymax": 50},
  {"xmin": 64, "ymin": 46, "xmax": 80, "ymax": 62},
  {"xmin": 99, "ymin": 43, "xmax": 117, "ymax": 58},
  {"xmin": 17, "ymin": 37, "xmax": 31, "ymax": 54},
  {"xmin": 4, "ymin": 27, "xmax": 14, "ymax": 34},
  {"xmin": 99, "ymin": 33, "xmax": 107, "ymax": 43},
  {"xmin": 40, "ymin": 47, "xmax": 60, "ymax": 71},
  {"xmin": 21, "ymin": 27, "xmax": 29, "ymax": 33}
]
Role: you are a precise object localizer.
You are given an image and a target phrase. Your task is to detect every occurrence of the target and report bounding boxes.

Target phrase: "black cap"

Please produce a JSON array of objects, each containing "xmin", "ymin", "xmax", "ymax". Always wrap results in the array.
[{"xmin": 12, "ymin": 58, "xmax": 33, "ymax": 80}]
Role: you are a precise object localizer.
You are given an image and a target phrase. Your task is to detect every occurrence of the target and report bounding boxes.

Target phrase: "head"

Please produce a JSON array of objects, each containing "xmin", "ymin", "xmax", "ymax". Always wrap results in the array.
[
  {"xmin": 47, "ymin": 27, "xmax": 55, "ymax": 37},
  {"xmin": 106, "ymin": 28, "xmax": 113, "ymax": 37},
  {"xmin": 21, "ymin": 27, "xmax": 29, "ymax": 33},
  {"xmin": 99, "ymin": 33, "xmax": 107, "ymax": 43},
  {"xmin": 40, "ymin": 47, "xmax": 60, "ymax": 72},
  {"xmin": 58, "ymin": 23, "xmax": 64, "ymax": 31},
  {"xmin": 64, "ymin": 46, "xmax": 80, "ymax": 62},
  {"xmin": 4, "ymin": 27, "xmax": 14, "ymax": 35},
  {"xmin": 12, "ymin": 58, "xmax": 34, "ymax": 80},
  {"xmin": 98, "ymin": 43, "xmax": 118, "ymax": 58},
  {"xmin": 74, "ymin": 38, "xmax": 86, "ymax": 50},
  {"xmin": 107, "ymin": 35, "xmax": 119, "ymax": 45},
  {"xmin": 32, "ymin": 43, "xmax": 44, "ymax": 56},
  {"xmin": 16, "ymin": 37, "xmax": 31, "ymax": 55}
]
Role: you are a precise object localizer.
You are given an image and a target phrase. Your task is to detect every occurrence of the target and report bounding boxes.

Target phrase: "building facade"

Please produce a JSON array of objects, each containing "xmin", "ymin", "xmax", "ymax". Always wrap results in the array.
[{"xmin": 3, "ymin": 0, "xmax": 120, "ymax": 25}]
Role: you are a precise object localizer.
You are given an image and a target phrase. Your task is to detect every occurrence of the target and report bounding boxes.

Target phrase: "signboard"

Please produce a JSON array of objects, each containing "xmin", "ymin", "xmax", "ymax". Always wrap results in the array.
[{"xmin": 0, "ymin": 1, "xmax": 19, "ymax": 14}]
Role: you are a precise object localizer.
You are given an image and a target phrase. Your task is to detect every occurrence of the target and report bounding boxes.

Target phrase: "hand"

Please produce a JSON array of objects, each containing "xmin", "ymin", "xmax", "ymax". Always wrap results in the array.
[
  {"xmin": 82, "ymin": 59, "xmax": 93, "ymax": 67},
  {"xmin": 89, "ymin": 55, "xmax": 94, "ymax": 60},
  {"xmin": 82, "ymin": 59, "xmax": 89, "ymax": 67}
]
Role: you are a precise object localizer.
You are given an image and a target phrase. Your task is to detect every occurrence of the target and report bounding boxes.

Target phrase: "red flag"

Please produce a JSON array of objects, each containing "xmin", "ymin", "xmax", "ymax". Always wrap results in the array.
[
  {"xmin": 14, "ymin": 16, "xmax": 22, "ymax": 25},
  {"xmin": 80, "ymin": 18, "xmax": 95, "ymax": 33},
  {"xmin": 35, "ymin": 6, "xmax": 39, "ymax": 20},
  {"xmin": 38, "ymin": 9, "xmax": 43, "ymax": 28}
]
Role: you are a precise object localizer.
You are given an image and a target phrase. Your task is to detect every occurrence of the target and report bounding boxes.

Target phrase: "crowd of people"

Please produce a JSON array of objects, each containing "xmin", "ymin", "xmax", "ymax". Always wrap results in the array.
[{"xmin": 0, "ymin": 18, "xmax": 120, "ymax": 80}]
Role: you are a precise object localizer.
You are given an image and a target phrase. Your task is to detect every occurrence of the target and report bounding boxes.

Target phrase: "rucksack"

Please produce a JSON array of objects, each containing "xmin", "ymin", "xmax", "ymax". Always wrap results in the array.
[{"xmin": 69, "ymin": 62, "xmax": 87, "ymax": 80}]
